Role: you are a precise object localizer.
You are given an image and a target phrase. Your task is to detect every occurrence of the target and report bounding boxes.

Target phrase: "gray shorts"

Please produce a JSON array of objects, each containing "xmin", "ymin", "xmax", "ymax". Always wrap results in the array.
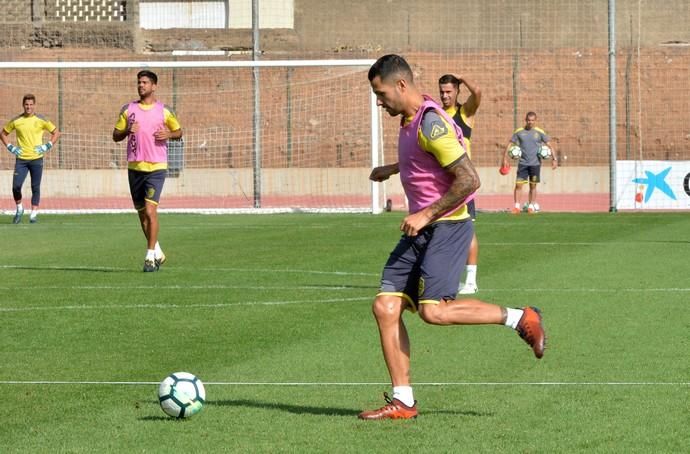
[
  {"xmin": 516, "ymin": 164, "xmax": 541, "ymax": 184},
  {"xmin": 128, "ymin": 169, "xmax": 167, "ymax": 210},
  {"xmin": 378, "ymin": 220, "xmax": 473, "ymax": 311}
]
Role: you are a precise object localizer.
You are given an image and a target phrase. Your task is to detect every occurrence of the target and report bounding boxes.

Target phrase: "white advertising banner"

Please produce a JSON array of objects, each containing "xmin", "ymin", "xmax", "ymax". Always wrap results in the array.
[{"xmin": 616, "ymin": 160, "xmax": 690, "ymax": 210}]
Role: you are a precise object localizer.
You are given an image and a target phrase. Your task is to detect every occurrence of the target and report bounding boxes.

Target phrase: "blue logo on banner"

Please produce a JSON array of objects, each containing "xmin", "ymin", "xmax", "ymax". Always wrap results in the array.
[{"xmin": 632, "ymin": 167, "xmax": 676, "ymax": 201}]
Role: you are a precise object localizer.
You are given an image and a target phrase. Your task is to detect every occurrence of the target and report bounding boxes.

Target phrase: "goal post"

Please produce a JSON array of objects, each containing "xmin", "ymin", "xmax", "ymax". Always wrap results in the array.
[{"xmin": 0, "ymin": 59, "xmax": 384, "ymax": 214}]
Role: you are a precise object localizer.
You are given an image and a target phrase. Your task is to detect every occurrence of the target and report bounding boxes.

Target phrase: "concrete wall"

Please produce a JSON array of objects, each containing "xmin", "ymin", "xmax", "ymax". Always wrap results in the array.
[
  {"xmin": 140, "ymin": 0, "xmax": 690, "ymax": 53},
  {"xmin": 0, "ymin": 166, "xmax": 608, "ymax": 199},
  {"xmin": 2, "ymin": 1, "xmax": 689, "ymax": 51},
  {"xmin": 1, "ymin": 0, "xmax": 31, "ymax": 19},
  {"xmin": 294, "ymin": 0, "xmax": 690, "ymax": 52}
]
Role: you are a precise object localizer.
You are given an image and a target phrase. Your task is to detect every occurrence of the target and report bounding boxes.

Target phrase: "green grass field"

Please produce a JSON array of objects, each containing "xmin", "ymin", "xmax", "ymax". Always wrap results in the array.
[{"xmin": 1, "ymin": 212, "xmax": 688, "ymax": 453}]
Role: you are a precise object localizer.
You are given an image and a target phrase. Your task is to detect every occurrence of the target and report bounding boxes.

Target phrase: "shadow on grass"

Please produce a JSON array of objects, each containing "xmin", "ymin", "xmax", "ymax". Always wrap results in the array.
[
  {"xmin": 138, "ymin": 399, "xmax": 492, "ymax": 419},
  {"xmin": 139, "ymin": 415, "xmax": 175, "ymax": 421},
  {"xmin": 305, "ymin": 283, "xmax": 378, "ymax": 290},
  {"xmin": 4, "ymin": 265, "xmax": 127, "ymax": 273},
  {"xmin": 211, "ymin": 398, "xmax": 359, "ymax": 416},
  {"xmin": 209, "ymin": 399, "xmax": 492, "ymax": 418},
  {"xmin": 425, "ymin": 408, "xmax": 493, "ymax": 417},
  {"xmin": 637, "ymin": 239, "xmax": 690, "ymax": 244}
]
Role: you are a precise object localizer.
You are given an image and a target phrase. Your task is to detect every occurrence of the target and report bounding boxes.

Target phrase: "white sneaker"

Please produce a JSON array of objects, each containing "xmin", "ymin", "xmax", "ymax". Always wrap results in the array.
[
  {"xmin": 458, "ymin": 283, "xmax": 478, "ymax": 295},
  {"xmin": 155, "ymin": 251, "xmax": 166, "ymax": 267}
]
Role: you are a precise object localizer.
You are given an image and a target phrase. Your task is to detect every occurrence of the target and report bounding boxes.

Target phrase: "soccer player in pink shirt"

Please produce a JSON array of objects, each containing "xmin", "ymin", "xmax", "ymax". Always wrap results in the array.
[
  {"xmin": 113, "ymin": 70, "xmax": 182, "ymax": 272},
  {"xmin": 360, "ymin": 55, "xmax": 546, "ymax": 420}
]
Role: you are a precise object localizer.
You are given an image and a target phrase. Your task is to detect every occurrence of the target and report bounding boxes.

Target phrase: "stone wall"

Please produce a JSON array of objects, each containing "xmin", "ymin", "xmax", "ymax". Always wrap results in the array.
[
  {"xmin": 0, "ymin": 0, "xmax": 137, "ymax": 48},
  {"xmin": 1, "ymin": 1, "xmax": 689, "ymax": 52},
  {"xmin": 0, "ymin": 0, "xmax": 31, "ymax": 20}
]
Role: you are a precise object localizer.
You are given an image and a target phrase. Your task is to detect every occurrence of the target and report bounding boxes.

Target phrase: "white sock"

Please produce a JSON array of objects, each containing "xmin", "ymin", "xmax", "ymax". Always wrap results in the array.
[
  {"xmin": 514, "ymin": 202, "xmax": 520, "ymax": 209},
  {"xmin": 30, "ymin": 210, "xmax": 38, "ymax": 219},
  {"xmin": 16, "ymin": 204, "xmax": 23, "ymax": 213},
  {"xmin": 154, "ymin": 241, "xmax": 163, "ymax": 255},
  {"xmin": 504, "ymin": 307, "xmax": 524, "ymax": 329},
  {"xmin": 464, "ymin": 265, "xmax": 477, "ymax": 286},
  {"xmin": 146, "ymin": 249, "xmax": 156, "ymax": 261},
  {"xmin": 392, "ymin": 386, "xmax": 415, "ymax": 407}
]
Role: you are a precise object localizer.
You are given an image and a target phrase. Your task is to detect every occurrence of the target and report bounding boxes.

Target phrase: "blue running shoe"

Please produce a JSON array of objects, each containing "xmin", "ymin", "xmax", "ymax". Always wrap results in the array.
[
  {"xmin": 143, "ymin": 259, "xmax": 159, "ymax": 272},
  {"xmin": 12, "ymin": 208, "xmax": 24, "ymax": 224}
]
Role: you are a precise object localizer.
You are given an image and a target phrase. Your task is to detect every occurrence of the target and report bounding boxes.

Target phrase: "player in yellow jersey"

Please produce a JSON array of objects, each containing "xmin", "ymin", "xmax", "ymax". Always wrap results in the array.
[
  {"xmin": 1, "ymin": 94, "xmax": 61, "ymax": 224},
  {"xmin": 439, "ymin": 73, "xmax": 482, "ymax": 294}
]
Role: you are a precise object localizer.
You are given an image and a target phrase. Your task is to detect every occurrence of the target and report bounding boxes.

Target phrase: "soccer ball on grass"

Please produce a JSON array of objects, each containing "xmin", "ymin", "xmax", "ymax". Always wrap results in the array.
[{"xmin": 158, "ymin": 372, "xmax": 206, "ymax": 418}]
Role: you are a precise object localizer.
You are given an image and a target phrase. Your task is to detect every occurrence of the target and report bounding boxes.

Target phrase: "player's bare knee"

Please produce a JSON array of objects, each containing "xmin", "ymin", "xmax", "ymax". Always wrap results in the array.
[{"xmin": 372, "ymin": 296, "xmax": 402, "ymax": 321}]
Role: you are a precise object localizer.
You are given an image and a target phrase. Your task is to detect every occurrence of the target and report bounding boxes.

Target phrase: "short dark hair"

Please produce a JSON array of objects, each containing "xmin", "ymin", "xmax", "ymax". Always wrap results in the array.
[
  {"xmin": 438, "ymin": 74, "xmax": 460, "ymax": 87},
  {"xmin": 368, "ymin": 54, "xmax": 413, "ymax": 83},
  {"xmin": 137, "ymin": 70, "xmax": 158, "ymax": 84},
  {"xmin": 22, "ymin": 94, "xmax": 36, "ymax": 104},
  {"xmin": 526, "ymin": 111, "xmax": 537, "ymax": 119}
]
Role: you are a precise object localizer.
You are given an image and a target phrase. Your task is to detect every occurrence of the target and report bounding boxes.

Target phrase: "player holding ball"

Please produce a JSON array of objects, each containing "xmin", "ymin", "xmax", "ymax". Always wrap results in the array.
[{"xmin": 502, "ymin": 111, "xmax": 557, "ymax": 214}]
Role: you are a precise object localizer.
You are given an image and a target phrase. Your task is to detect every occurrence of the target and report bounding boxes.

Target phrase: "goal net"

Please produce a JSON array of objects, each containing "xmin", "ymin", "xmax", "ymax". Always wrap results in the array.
[{"xmin": 0, "ymin": 59, "xmax": 383, "ymax": 214}]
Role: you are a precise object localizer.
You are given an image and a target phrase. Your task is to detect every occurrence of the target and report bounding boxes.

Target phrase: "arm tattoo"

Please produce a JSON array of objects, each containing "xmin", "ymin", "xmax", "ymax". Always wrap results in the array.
[{"xmin": 427, "ymin": 155, "xmax": 480, "ymax": 219}]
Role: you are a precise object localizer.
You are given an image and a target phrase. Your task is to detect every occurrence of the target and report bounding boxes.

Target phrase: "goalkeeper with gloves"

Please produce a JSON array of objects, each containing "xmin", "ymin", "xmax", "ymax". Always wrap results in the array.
[{"xmin": 1, "ymin": 94, "xmax": 61, "ymax": 224}]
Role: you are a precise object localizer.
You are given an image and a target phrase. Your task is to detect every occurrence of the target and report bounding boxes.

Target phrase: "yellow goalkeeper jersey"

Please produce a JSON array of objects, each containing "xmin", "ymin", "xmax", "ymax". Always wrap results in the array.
[{"xmin": 3, "ymin": 114, "xmax": 57, "ymax": 161}]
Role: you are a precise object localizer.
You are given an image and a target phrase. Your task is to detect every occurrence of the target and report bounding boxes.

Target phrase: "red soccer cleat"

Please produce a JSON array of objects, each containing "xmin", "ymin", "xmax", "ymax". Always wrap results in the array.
[
  {"xmin": 516, "ymin": 306, "xmax": 546, "ymax": 358},
  {"xmin": 358, "ymin": 393, "xmax": 418, "ymax": 420}
]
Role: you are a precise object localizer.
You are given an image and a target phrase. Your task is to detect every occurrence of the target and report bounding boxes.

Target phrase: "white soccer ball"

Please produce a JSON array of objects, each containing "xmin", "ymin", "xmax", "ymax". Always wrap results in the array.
[
  {"xmin": 508, "ymin": 145, "xmax": 522, "ymax": 159},
  {"xmin": 538, "ymin": 145, "xmax": 553, "ymax": 159},
  {"xmin": 158, "ymin": 372, "xmax": 206, "ymax": 419}
]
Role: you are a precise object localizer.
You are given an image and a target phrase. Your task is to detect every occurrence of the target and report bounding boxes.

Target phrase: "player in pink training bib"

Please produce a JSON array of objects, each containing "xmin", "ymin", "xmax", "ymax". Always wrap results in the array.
[
  {"xmin": 112, "ymin": 70, "xmax": 183, "ymax": 272},
  {"xmin": 360, "ymin": 54, "xmax": 546, "ymax": 421}
]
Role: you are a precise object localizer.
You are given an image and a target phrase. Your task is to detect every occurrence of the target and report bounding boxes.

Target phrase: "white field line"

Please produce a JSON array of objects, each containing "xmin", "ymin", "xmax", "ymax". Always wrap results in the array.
[
  {"xmin": 2, "ymin": 287, "xmax": 690, "ymax": 312},
  {"xmin": 0, "ymin": 297, "xmax": 368, "ymax": 313},
  {"xmin": 0, "ymin": 264, "xmax": 378, "ymax": 277},
  {"xmin": 0, "ymin": 220, "xmax": 661, "ymax": 228},
  {"xmin": 0, "ymin": 380, "xmax": 687, "ymax": 386},
  {"xmin": 0, "ymin": 241, "xmax": 673, "ymax": 247},
  {"xmin": 2, "ymin": 285, "xmax": 690, "ymax": 293},
  {"xmin": 0, "ymin": 285, "xmax": 373, "ymax": 290}
]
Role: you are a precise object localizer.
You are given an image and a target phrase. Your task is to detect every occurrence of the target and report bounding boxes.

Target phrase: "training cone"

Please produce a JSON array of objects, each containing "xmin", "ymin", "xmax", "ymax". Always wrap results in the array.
[{"xmin": 499, "ymin": 165, "xmax": 510, "ymax": 175}]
